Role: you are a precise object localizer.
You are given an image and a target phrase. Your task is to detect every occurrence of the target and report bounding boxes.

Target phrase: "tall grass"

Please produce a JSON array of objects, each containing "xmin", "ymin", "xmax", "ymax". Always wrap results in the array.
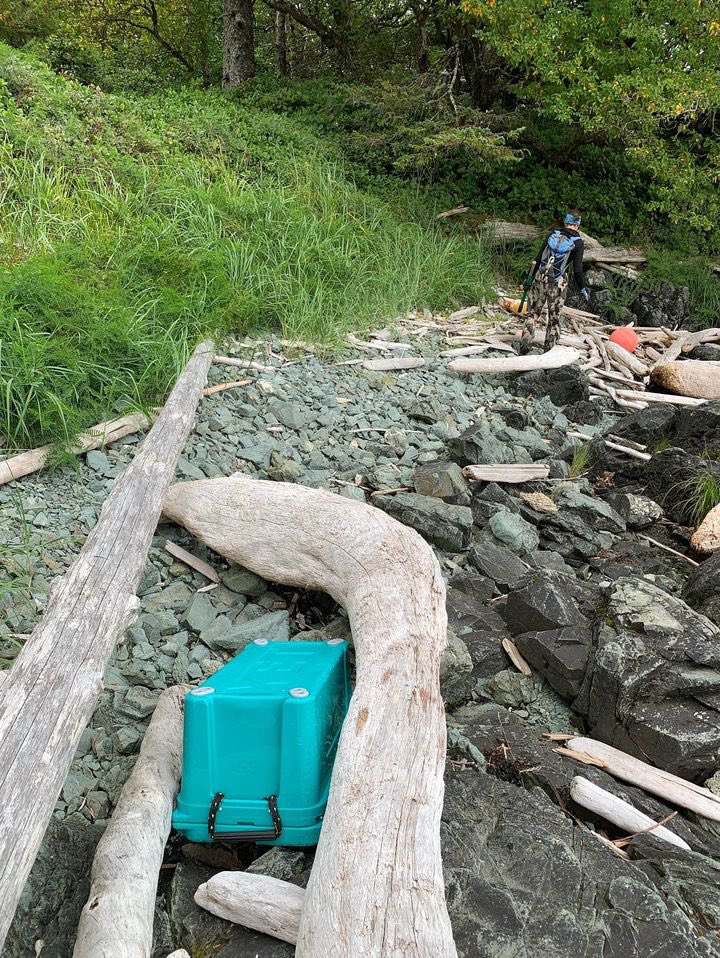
[{"xmin": 0, "ymin": 45, "xmax": 492, "ymax": 449}]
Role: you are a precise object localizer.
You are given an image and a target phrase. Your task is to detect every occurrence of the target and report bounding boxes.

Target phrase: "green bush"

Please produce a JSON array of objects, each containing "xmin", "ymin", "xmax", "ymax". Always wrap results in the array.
[{"xmin": 0, "ymin": 45, "xmax": 491, "ymax": 449}]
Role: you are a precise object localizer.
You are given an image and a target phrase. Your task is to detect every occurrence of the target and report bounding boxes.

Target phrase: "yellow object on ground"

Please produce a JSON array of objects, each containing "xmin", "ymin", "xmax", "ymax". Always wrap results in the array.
[{"xmin": 501, "ymin": 297, "xmax": 528, "ymax": 315}]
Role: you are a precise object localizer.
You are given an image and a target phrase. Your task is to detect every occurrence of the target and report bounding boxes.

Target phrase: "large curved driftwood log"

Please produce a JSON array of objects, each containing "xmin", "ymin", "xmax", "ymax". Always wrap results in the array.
[
  {"xmin": 163, "ymin": 476, "xmax": 456, "ymax": 958},
  {"xmin": 195, "ymin": 873, "xmax": 304, "ymax": 945},
  {"xmin": 74, "ymin": 686, "xmax": 185, "ymax": 958},
  {"xmin": 0, "ymin": 342, "xmax": 213, "ymax": 950}
]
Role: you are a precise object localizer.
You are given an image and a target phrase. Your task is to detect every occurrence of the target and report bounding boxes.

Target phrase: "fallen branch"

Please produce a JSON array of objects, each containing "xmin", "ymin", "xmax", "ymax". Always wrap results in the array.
[
  {"xmin": 462, "ymin": 464, "xmax": 550, "ymax": 483},
  {"xmin": 502, "ymin": 639, "xmax": 532, "ymax": 676},
  {"xmin": 0, "ymin": 341, "xmax": 213, "ymax": 950},
  {"xmin": 615, "ymin": 389, "xmax": 704, "ymax": 407},
  {"xmin": 163, "ymin": 476, "xmax": 456, "ymax": 958},
  {"xmin": 195, "ymin": 872, "xmax": 303, "ymax": 945},
  {"xmin": 436, "ymin": 205, "xmax": 470, "ymax": 220},
  {"xmin": 638, "ymin": 534, "xmax": 700, "ymax": 567},
  {"xmin": 605, "ymin": 341, "xmax": 649, "ymax": 378},
  {"xmin": 448, "ymin": 346, "xmax": 580, "ymax": 374},
  {"xmin": 214, "ymin": 355, "xmax": 274, "ymax": 372},
  {"xmin": 567, "ymin": 737, "xmax": 720, "ymax": 822},
  {"xmin": 203, "ymin": 379, "xmax": 252, "ymax": 396},
  {"xmin": 165, "ymin": 541, "xmax": 220, "ymax": 583},
  {"xmin": 570, "ymin": 776, "xmax": 690, "ymax": 850},
  {"xmin": 74, "ymin": 687, "xmax": 185, "ymax": 957},
  {"xmin": 0, "ymin": 413, "xmax": 149, "ymax": 487},
  {"xmin": 362, "ymin": 357, "xmax": 425, "ymax": 372}
]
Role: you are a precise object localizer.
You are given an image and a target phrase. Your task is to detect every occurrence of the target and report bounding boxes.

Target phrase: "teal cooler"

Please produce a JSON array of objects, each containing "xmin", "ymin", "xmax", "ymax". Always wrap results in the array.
[{"xmin": 172, "ymin": 638, "xmax": 350, "ymax": 846}]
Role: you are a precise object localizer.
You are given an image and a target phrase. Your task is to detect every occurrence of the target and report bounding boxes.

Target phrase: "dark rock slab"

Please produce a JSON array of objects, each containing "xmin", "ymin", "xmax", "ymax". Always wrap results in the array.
[
  {"xmin": 684, "ymin": 552, "xmax": 720, "ymax": 624},
  {"xmin": 448, "ymin": 421, "xmax": 531, "ymax": 467},
  {"xmin": 377, "ymin": 492, "xmax": 473, "ymax": 551},
  {"xmin": 467, "ymin": 541, "xmax": 527, "ymax": 591},
  {"xmin": 448, "ymin": 570, "xmax": 496, "ymax": 604},
  {"xmin": 414, "ymin": 461, "xmax": 469, "ymax": 502},
  {"xmin": 608, "ymin": 405, "xmax": 679, "ymax": 447},
  {"xmin": 513, "ymin": 364, "xmax": 589, "ymax": 406},
  {"xmin": 3, "ymin": 815, "xmax": 104, "ymax": 958},
  {"xmin": 501, "ymin": 571, "xmax": 596, "ymax": 636},
  {"xmin": 631, "ymin": 282, "xmax": 690, "ymax": 329},
  {"xmin": 675, "ymin": 402, "xmax": 720, "ymax": 457},
  {"xmin": 446, "ymin": 589, "xmax": 507, "ymax": 635},
  {"xmin": 515, "ymin": 627, "xmax": 593, "ymax": 698}
]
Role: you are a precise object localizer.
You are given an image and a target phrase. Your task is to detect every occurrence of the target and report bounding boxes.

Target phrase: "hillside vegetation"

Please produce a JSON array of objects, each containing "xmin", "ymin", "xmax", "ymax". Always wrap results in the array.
[{"xmin": 0, "ymin": 44, "xmax": 490, "ymax": 449}]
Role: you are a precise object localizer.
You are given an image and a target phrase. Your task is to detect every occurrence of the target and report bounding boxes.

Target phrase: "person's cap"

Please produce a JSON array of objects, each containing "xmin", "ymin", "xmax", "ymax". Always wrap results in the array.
[{"xmin": 564, "ymin": 212, "xmax": 582, "ymax": 225}]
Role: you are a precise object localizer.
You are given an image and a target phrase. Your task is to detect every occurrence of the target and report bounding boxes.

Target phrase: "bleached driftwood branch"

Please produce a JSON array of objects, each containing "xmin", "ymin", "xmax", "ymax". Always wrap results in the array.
[
  {"xmin": 195, "ymin": 873, "xmax": 304, "ymax": 945},
  {"xmin": 163, "ymin": 475, "xmax": 456, "ymax": 958},
  {"xmin": 74, "ymin": 686, "xmax": 186, "ymax": 958}
]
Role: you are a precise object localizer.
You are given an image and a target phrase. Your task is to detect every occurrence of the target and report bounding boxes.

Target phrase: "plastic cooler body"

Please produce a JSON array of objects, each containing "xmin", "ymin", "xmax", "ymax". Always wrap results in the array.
[{"xmin": 172, "ymin": 638, "xmax": 350, "ymax": 846}]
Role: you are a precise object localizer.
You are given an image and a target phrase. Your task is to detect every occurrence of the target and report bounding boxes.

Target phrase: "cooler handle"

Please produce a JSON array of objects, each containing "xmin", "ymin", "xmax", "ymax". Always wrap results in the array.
[{"xmin": 208, "ymin": 792, "xmax": 283, "ymax": 843}]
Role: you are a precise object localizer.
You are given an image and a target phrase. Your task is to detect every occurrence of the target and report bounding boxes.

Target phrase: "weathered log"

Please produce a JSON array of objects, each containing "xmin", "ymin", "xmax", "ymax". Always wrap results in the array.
[
  {"xmin": 0, "ymin": 412, "xmax": 150, "ymax": 487},
  {"xmin": 448, "ymin": 345, "xmax": 580, "ymax": 374},
  {"xmin": 0, "ymin": 341, "xmax": 213, "ymax": 950},
  {"xmin": 605, "ymin": 341, "xmax": 648, "ymax": 377},
  {"xmin": 462, "ymin": 464, "xmax": 550, "ymax": 483},
  {"xmin": 362, "ymin": 357, "xmax": 425, "ymax": 371},
  {"xmin": 163, "ymin": 475, "xmax": 456, "ymax": 958},
  {"xmin": 652, "ymin": 328, "xmax": 719, "ymax": 367},
  {"xmin": 570, "ymin": 776, "xmax": 690, "ymax": 850},
  {"xmin": 195, "ymin": 872, "xmax": 304, "ymax": 945},
  {"xmin": 691, "ymin": 504, "xmax": 720, "ymax": 555},
  {"xmin": 479, "ymin": 219, "xmax": 542, "ymax": 244},
  {"xmin": 615, "ymin": 389, "xmax": 705, "ymax": 406},
  {"xmin": 74, "ymin": 686, "xmax": 185, "ymax": 958},
  {"xmin": 479, "ymin": 221, "xmax": 646, "ymax": 264},
  {"xmin": 566, "ymin": 737, "xmax": 720, "ymax": 822},
  {"xmin": 650, "ymin": 360, "xmax": 720, "ymax": 401}
]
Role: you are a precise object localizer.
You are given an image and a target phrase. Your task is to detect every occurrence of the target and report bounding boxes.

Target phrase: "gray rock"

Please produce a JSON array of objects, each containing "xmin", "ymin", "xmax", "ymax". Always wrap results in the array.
[
  {"xmin": 684, "ymin": 551, "xmax": 720, "ymax": 624},
  {"xmin": 246, "ymin": 847, "xmax": 308, "ymax": 881},
  {"xmin": 449, "ymin": 421, "xmax": 530, "ymax": 466},
  {"xmin": 632, "ymin": 281, "xmax": 691, "ymax": 329},
  {"xmin": 414, "ymin": 462, "xmax": 468, "ymax": 501},
  {"xmin": 502, "ymin": 571, "xmax": 593, "ymax": 636},
  {"xmin": 62, "ymin": 769, "xmax": 95, "ymax": 804},
  {"xmin": 222, "ymin": 566, "xmax": 268, "ymax": 597},
  {"xmin": 267, "ymin": 399, "xmax": 310, "ymax": 430},
  {"xmin": 557, "ymin": 488, "xmax": 626, "ymax": 532},
  {"xmin": 440, "ymin": 630, "xmax": 474, "ymax": 708},
  {"xmin": 378, "ymin": 493, "xmax": 473, "ymax": 552},
  {"xmin": 204, "ymin": 610, "xmax": 290, "ymax": 653},
  {"xmin": 184, "ymin": 593, "xmax": 218, "ymax": 633},
  {"xmin": 86, "ymin": 450, "xmax": 111, "ymax": 475},
  {"xmin": 143, "ymin": 581, "xmax": 193, "ymax": 613},
  {"xmin": 119, "ymin": 686, "xmax": 161, "ymax": 720},
  {"xmin": 488, "ymin": 509, "xmax": 540, "ymax": 555},
  {"xmin": 113, "ymin": 726, "xmax": 142, "ymax": 755},
  {"xmin": 85, "ymin": 789, "xmax": 110, "ymax": 821},
  {"xmin": 514, "ymin": 364, "xmax": 589, "ymax": 406},
  {"xmin": 4, "ymin": 816, "xmax": 104, "ymax": 958},
  {"xmin": 467, "ymin": 541, "xmax": 527, "ymax": 591},
  {"xmin": 609, "ymin": 492, "xmax": 664, "ymax": 529},
  {"xmin": 515, "ymin": 627, "xmax": 592, "ymax": 698}
]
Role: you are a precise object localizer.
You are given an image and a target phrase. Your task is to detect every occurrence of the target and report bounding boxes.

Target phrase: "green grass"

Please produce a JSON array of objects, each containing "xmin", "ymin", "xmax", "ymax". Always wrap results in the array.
[
  {"xmin": 0, "ymin": 45, "xmax": 492, "ymax": 449},
  {"xmin": 671, "ymin": 466, "xmax": 720, "ymax": 527},
  {"xmin": 569, "ymin": 444, "xmax": 591, "ymax": 478}
]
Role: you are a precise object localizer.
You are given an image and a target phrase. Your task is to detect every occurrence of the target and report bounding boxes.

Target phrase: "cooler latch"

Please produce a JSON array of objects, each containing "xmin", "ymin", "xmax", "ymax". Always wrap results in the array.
[{"xmin": 207, "ymin": 792, "xmax": 283, "ymax": 843}]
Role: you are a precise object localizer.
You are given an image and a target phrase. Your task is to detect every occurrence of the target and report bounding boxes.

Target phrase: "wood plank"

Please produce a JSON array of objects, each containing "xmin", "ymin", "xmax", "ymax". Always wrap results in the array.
[
  {"xmin": 362, "ymin": 357, "xmax": 425, "ymax": 372},
  {"xmin": 0, "ymin": 341, "xmax": 213, "ymax": 951},
  {"xmin": 164, "ymin": 540, "xmax": 220, "ymax": 583},
  {"xmin": 463, "ymin": 464, "xmax": 550, "ymax": 483},
  {"xmin": 567, "ymin": 737, "xmax": 720, "ymax": 822}
]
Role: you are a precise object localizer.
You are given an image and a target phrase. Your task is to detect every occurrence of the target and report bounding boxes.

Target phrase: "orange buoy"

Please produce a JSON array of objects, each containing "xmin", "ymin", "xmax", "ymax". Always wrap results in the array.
[{"xmin": 609, "ymin": 326, "xmax": 639, "ymax": 353}]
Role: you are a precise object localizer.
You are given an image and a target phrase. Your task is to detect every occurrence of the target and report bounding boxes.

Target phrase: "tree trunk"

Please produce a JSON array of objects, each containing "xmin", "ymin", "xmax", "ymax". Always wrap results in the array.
[
  {"xmin": 223, "ymin": 0, "xmax": 256, "ymax": 86},
  {"xmin": 163, "ymin": 476, "xmax": 457, "ymax": 957},
  {"xmin": 276, "ymin": 11, "xmax": 289, "ymax": 75},
  {"xmin": 74, "ymin": 687, "xmax": 185, "ymax": 958},
  {"xmin": 0, "ymin": 342, "xmax": 213, "ymax": 952}
]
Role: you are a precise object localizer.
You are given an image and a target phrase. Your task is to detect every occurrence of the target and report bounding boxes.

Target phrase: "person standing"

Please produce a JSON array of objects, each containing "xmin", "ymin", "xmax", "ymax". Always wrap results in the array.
[{"xmin": 520, "ymin": 211, "xmax": 590, "ymax": 352}]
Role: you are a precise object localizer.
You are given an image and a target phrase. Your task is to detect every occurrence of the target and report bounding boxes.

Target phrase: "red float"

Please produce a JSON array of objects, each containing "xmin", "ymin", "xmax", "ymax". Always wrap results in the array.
[{"xmin": 609, "ymin": 326, "xmax": 639, "ymax": 353}]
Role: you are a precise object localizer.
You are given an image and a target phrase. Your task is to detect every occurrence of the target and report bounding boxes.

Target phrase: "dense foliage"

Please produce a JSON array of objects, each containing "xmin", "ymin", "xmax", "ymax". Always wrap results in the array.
[{"xmin": 0, "ymin": 43, "xmax": 489, "ymax": 447}]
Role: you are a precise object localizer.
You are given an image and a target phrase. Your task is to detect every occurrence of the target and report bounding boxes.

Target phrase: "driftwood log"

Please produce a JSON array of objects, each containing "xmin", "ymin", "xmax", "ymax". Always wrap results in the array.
[
  {"xmin": 196, "ymin": 873, "xmax": 304, "ymax": 945},
  {"xmin": 691, "ymin": 504, "xmax": 720, "ymax": 555},
  {"xmin": 163, "ymin": 475, "xmax": 456, "ymax": 958},
  {"xmin": 462, "ymin": 464, "xmax": 550, "ymax": 483},
  {"xmin": 362, "ymin": 357, "xmax": 425, "ymax": 371},
  {"xmin": 650, "ymin": 360, "xmax": 720, "ymax": 400},
  {"xmin": 480, "ymin": 220, "xmax": 646, "ymax": 265},
  {"xmin": 0, "ymin": 412, "xmax": 150, "ymax": 486},
  {"xmin": 566, "ymin": 738, "xmax": 720, "ymax": 822},
  {"xmin": 448, "ymin": 345, "xmax": 580, "ymax": 374},
  {"xmin": 74, "ymin": 686, "xmax": 185, "ymax": 957},
  {"xmin": 0, "ymin": 341, "xmax": 213, "ymax": 950},
  {"xmin": 569, "ymin": 776, "xmax": 690, "ymax": 850}
]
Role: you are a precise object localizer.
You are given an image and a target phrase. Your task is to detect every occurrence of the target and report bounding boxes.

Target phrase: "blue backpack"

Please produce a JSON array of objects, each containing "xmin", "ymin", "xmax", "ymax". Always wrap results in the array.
[{"xmin": 538, "ymin": 230, "xmax": 580, "ymax": 284}]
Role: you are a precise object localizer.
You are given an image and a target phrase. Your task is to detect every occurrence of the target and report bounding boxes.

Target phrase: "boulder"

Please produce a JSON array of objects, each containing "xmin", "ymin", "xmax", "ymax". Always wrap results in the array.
[
  {"xmin": 513, "ymin": 364, "xmax": 589, "ymax": 406},
  {"xmin": 515, "ymin": 627, "xmax": 593, "ymax": 699},
  {"xmin": 631, "ymin": 282, "xmax": 691, "ymax": 328},
  {"xmin": 488, "ymin": 509, "xmax": 540, "ymax": 555},
  {"xmin": 448, "ymin": 420, "xmax": 531, "ymax": 466},
  {"xmin": 608, "ymin": 492, "xmax": 664, "ymax": 530},
  {"xmin": 582, "ymin": 578, "xmax": 720, "ymax": 778},
  {"xmin": 684, "ymin": 551, "xmax": 720, "ymax": 624},
  {"xmin": 644, "ymin": 448, "xmax": 717, "ymax": 523},
  {"xmin": 202, "ymin": 610, "xmax": 290, "ymax": 652},
  {"xmin": 501, "ymin": 571, "xmax": 595, "ymax": 636},
  {"xmin": 448, "ymin": 569, "xmax": 496, "ymax": 604},
  {"xmin": 691, "ymin": 504, "xmax": 720, "ymax": 555},
  {"xmin": 469, "ymin": 482, "xmax": 520, "ymax": 525},
  {"xmin": 377, "ymin": 492, "xmax": 473, "ymax": 551},
  {"xmin": 675, "ymin": 401, "xmax": 720, "ymax": 457},
  {"xmin": 608, "ymin": 405, "xmax": 678, "ymax": 447},
  {"xmin": 3, "ymin": 815, "xmax": 104, "ymax": 958},
  {"xmin": 556, "ymin": 488, "xmax": 626, "ymax": 533},
  {"xmin": 446, "ymin": 589, "xmax": 508, "ymax": 636},
  {"xmin": 651, "ymin": 360, "xmax": 720, "ymax": 401},
  {"xmin": 414, "ymin": 461, "xmax": 469, "ymax": 502},
  {"xmin": 440, "ymin": 630, "xmax": 475, "ymax": 708},
  {"xmin": 467, "ymin": 541, "xmax": 527, "ymax": 591}
]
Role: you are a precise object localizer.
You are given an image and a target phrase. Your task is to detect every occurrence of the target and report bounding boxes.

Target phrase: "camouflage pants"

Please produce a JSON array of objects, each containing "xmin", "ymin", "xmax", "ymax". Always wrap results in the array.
[{"xmin": 521, "ymin": 273, "xmax": 568, "ymax": 352}]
